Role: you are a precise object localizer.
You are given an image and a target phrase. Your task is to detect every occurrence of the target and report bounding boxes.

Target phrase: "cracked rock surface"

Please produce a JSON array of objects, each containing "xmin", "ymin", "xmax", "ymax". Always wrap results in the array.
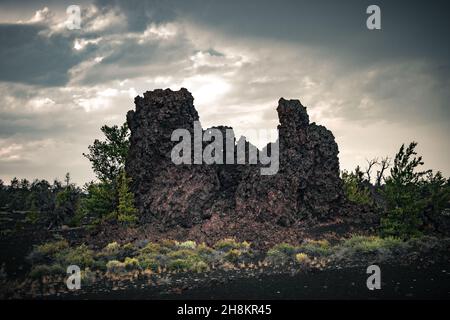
[{"xmin": 126, "ymin": 88, "xmax": 344, "ymax": 229}]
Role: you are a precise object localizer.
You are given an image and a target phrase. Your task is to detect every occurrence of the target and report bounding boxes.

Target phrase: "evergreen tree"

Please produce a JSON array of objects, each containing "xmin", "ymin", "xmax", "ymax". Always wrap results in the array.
[
  {"xmin": 54, "ymin": 173, "xmax": 81, "ymax": 226},
  {"xmin": 83, "ymin": 122, "xmax": 130, "ymax": 183},
  {"xmin": 115, "ymin": 169, "xmax": 138, "ymax": 224},
  {"xmin": 341, "ymin": 169, "xmax": 373, "ymax": 205},
  {"xmin": 78, "ymin": 181, "xmax": 115, "ymax": 223},
  {"xmin": 382, "ymin": 142, "xmax": 431, "ymax": 237}
]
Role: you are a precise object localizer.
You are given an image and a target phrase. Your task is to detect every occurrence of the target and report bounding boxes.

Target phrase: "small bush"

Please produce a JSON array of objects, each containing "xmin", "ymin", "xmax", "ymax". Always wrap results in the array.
[
  {"xmin": 81, "ymin": 268, "xmax": 96, "ymax": 285},
  {"xmin": 27, "ymin": 240, "xmax": 69, "ymax": 264},
  {"xmin": 341, "ymin": 235, "xmax": 404, "ymax": 253},
  {"xmin": 295, "ymin": 253, "xmax": 311, "ymax": 264},
  {"xmin": 167, "ymin": 249, "xmax": 197, "ymax": 260},
  {"xmin": 106, "ymin": 260, "xmax": 125, "ymax": 273},
  {"xmin": 138, "ymin": 257, "xmax": 160, "ymax": 272},
  {"xmin": 268, "ymin": 243, "xmax": 296, "ymax": 256},
  {"xmin": 37, "ymin": 240, "xmax": 69, "ymax": 256},
  {"xmin": 166, "ymin": 248, "xmax": 206, "ymax": 272},
  {"xmin": 298, "ymin": 239, "xmax": 331, "ymax": 256},
  {"xmin": 190, "ymin": 261, "xmax": 209, "ymax": 273},
  {"xmin": 224, "ymin": 249, "xmax": 242, "ymax": 263},
  {"xmin": 196, "ymin": 243, "xmax": 216, "ymax": 263},
  {"xmin": 104, "ymin": 241, "xmax": 120, "ymax": 253},
  {"xmin": 266, "ymin": 243, "xmax": 297, "ymax": 265},
  {"xmin": 117, "ymin": 214, "xmax": 138, "ymax": 224},
  {"xmin": 177, "ymin": 240, "xmax": 197, "ymax": 250},
  {"xmin": 99, "ymin": 242, "xmax": 135, "ymax": 261},
  {"xmin": 124, "ymin": 257, "xmax": 140, "ymax": 270},
  {"xmin": 140, "ymin": 242, "xmax": 163, "ymax": 255},
  {"xmin": 214, "ymin": 238, "xmax": 249, "ymax": 252},
  {"xmin": 99, "ymin": 242, "xmax": 120, "ymax": 260},
  {"xmin": 159, "ymin": 239, "xmax": 179, "ymax": 250},
  {"xmin": 197, "ymin": 243, "xmax": 214, "ymax": 255},
  {"xmin": 30, "ymin": 264, "xmax": 65, "ymax": 279},
  {"xmin": 56, "ymin": 244, "xmax": 94, "ymax": 268},
  {"xmin": 122, "ymin": 243, "xmax": 135, "ymax": 256},
  {"xmin": 168, "ymin": 259, "xmax": 192, "ymax": 271}
]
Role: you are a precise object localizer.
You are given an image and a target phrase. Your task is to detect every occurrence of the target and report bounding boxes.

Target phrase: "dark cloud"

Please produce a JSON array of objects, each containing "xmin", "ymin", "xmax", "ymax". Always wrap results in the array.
[
  {"xmin": 0, "ymin": 23, "xmax": 91, "ymax": 86},
  {"xmin": 97, "ymin": 0, "xmax": 450, "ymax": 65},
  {"xmin": 95, "ymin": 0, "xmax": 176, "ymax": 31},
  {"xmin": 0, "ymin": 0, "xmax": 449, "ymax": 183},
  {"xmin": 182, "ymin": 0, "xmax": 450, "ymax": 64}
]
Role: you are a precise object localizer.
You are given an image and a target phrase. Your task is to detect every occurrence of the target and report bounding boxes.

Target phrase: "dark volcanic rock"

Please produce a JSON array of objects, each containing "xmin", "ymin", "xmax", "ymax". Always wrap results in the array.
[
  {"xmin": 126, "ymin": 88, "xmax": 343, "ymax": 229},
  {"xmin": 235, "ymin": 98, "xmax": 343, "ymax": 226},
  {"xmin": 126, "ymin": 89, "xmax": 219, "ymax": 228}
]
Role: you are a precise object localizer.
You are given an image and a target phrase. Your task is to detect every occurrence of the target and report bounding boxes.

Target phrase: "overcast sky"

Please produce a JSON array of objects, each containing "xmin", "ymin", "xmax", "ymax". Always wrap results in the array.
[{"xmin": 0, "ymin": 0, "xmax": 449, "ymax": 185}]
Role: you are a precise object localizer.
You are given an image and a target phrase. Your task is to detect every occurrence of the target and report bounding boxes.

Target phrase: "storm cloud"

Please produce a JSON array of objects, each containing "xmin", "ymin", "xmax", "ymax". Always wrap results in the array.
[{"xmin": 0, "ymin": 0, "xmax": 449, "ymax": 184}]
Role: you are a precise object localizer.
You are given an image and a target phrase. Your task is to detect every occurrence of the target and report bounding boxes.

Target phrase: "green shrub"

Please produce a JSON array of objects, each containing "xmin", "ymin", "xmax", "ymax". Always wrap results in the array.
[
  {"xmin": 124, "ymin": 257, "xmax": 140, "ymax": 270},
  {"xmin": 167, "ymin": 249, "xmax": 197, "ymax": 260},
  {"xmin": 266, "ymin": 243, "xmax": 297, "ymax": 265},
  {"xmin": 166, "ymin": 248, "xmax": 206, "ymax": 272},
  {"xmin": 99, "ymin": 241, "xmax": 135, "ymax": 261},
  {"xmin": 177, "ymin": 240, "xmax": 197, "ymax": 250},
  {"xmin": 268, "ymin": 243, "xmax": 296, "ymax": 256},
  {"xmin": 298, "ymin": 239, "xmax": 331, "ymax": 256},
  {"xmin": 197, "ymin": 243, "xmax": 214, "ymax": 255},
  {"xmin": 190, "ymin": 261, "xmax": 209, "ymax": 273},
  {"xmin": 138, "ymin": 257, "xmax": 160, "ymax": 272},
  {"xmin": 295, "ymin": 253, "xmax": 311, "ymax": 265},
  {"xmin": 55, "ymin": 244, "xmax": 94, "ymax": 268},
  {"xmin": 140, "ymin": 242, "xmax": 163, "ymax": 255},
  {"xmin": 30, "ymin": 264, "xmax": 65, "ymax": 279},
  {"xmin": 36, "ymin": 240, "xmax": 69, "ymax": 256},
  {"xmin": 104, "ymin": 241, "xmax": 120, "ymax": 252},
  {"xmin": 196, "ymin": 243, "xmax": 216, "ymax": 263},
  {"xmin": 159, "ymin": 239, "xmax": 179, "ymax": 250},
  {"xmin": 27, "ymin": 240, "xmax": 69, "ymax": 264},
  {"xmin": 341, "ymin": 169, "xmax": 373, "ymax": 205},
  {"xmin": 99, "ymin": 242, "xmax": 120, "ymax": 259},
  {"xmin": 106, "ymin": 260, "xmax": 125, "ymax": 273},
  {"xmin": 224, "ymin": 249, "xmax": 242, "ymax": 263},
  {"xmin": 91, "ymin": 259, "xmax": 107, "ymax": 271},
  {"xmin": 341, "ymin": 235, "xmax": 404, "ymax": 253},
  {"xmin": 81, "ymin": 268, "xmax": 96, "ymax": 285},
  {"xmin": 168, "ymin": 259, "xmax": 192, "ymax": 271},
  {"xmin": 214, "ymin": 238, "xmax": 249, "ymax": 252},
  {"xmin": 118, "ymin": 213, "xmax": 138, "ymax": 224}
]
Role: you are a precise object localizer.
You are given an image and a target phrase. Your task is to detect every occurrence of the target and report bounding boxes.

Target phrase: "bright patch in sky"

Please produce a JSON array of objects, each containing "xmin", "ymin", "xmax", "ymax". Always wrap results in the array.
[{"xmin": 181, "ymin": 75, "xmax": 231, "ymax": 106}]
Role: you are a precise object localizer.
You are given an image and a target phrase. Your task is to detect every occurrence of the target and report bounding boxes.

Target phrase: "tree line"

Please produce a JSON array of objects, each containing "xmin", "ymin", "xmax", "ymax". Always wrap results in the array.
[{"xmin": 0, "ymin": 122, "xmax": 137, "ymax": 229}]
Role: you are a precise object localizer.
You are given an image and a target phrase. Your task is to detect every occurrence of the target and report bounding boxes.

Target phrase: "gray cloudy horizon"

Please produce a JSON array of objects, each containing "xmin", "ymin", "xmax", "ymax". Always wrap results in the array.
[{"xmin": 0, "ymin": 0, "xmax": 449, "ymax": 185}]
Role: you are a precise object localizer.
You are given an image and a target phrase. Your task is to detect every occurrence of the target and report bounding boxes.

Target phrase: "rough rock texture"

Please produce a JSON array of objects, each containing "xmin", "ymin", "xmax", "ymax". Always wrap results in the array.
[
  {"xmin": 126, "ymin": 88, "xmax": 344, "ymax": 230},
  {"xmin": 235, "ymin": 98, "xmax": 343, "ymax": 226},
  {"xmin": 126, "ymin": 89, "xmax": 219, "ymax": 228}
]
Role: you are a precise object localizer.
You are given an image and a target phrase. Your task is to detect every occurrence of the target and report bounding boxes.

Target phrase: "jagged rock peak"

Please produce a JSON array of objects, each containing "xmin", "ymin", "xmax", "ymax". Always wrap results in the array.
[{"xmin": 277, "ymin": 97, "xmax": 309, "ymax": 127}]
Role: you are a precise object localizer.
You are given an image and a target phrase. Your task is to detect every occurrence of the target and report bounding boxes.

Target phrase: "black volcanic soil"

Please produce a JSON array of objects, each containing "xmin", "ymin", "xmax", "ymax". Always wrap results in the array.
[
  {"xmin": 36, "ymin": 262, "xmax": 450, "ymax": 300},
  {"xmin": 1, "ymin": 218, "xmax": 448, "ymax": 299}
]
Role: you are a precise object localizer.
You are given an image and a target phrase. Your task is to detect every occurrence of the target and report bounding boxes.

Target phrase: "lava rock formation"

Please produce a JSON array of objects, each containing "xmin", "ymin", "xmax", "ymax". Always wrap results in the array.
[{"xmin": 126, "ymin": 88, "xmax": 344, "ymax": 229}]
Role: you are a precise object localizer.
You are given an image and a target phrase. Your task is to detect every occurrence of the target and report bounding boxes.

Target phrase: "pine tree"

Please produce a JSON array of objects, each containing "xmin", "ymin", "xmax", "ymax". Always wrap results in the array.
[
  {"xmin": 381, "ymin": 142, "xmax": 430, "ymax": 237},
  {"xmin": 115, "ymin": 169, "xmax": 138, "ymax": 224}
]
